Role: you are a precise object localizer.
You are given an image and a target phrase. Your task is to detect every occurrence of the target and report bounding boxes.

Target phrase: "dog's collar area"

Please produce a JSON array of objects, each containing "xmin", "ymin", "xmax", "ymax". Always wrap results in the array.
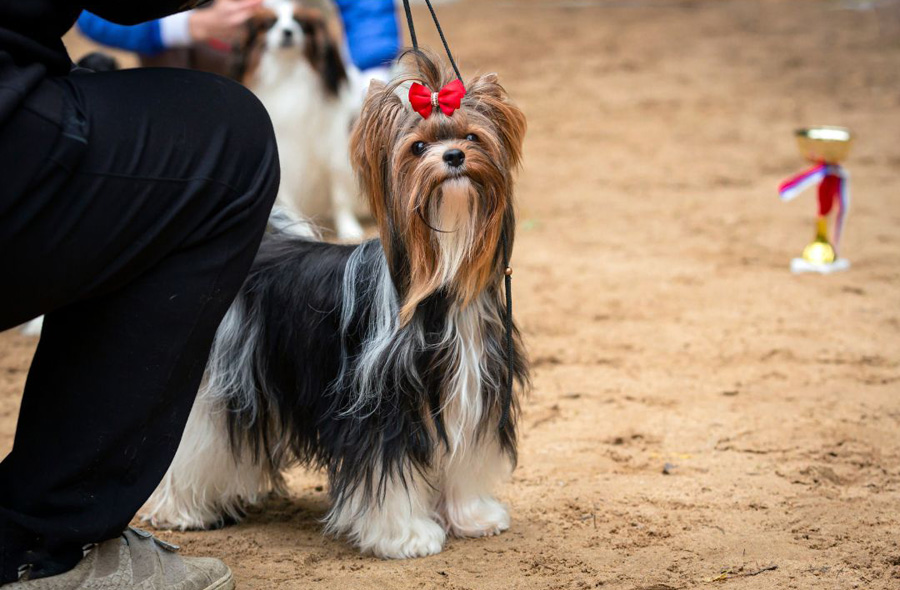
[{"xmin": 504, "ymin": 266, "xmax": 513, "ymax": 276}]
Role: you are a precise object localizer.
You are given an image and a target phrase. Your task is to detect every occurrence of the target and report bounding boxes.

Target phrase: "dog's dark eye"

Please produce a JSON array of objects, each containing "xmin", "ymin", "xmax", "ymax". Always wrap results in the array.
[
  {"xmin": 465, "ymin": 133, "xmax": 479, "ymax": 142},
  {"xmin": 411, "ymin": 141, "xmax": 427, "ymax": 156}
]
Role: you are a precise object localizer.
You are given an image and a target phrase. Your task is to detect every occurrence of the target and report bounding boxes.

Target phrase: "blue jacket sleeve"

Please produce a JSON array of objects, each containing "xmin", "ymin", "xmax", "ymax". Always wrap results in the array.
[
  {"xmin": 334, "ymin": 0, "xmax": 401, "ymax": 71},
  {"xmin": 76, "ymin": 12, "xmax": 166, "ymax": 56}
]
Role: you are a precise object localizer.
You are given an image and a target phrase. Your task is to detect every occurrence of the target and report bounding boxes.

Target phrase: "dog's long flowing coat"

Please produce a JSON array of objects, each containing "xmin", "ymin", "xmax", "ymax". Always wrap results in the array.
[{"xmin": 144, "ymin": 51, "xmax": 528, "ymax": 559}]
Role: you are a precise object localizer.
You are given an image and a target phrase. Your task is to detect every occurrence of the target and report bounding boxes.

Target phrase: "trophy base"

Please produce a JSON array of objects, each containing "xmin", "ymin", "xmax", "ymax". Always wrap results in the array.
[
  {"xmin": 790, "ymin": 257, "xmax": 850, "ymax": 274},
  {"xmin": 801, "ymin": 239, "xmax": 836, "ymax": 265}
]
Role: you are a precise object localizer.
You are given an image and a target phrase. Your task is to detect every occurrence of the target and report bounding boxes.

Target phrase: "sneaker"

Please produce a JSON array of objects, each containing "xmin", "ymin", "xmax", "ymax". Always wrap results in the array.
[{"xmin": 7, "ymin": 528, "xmax": 233, "ymax": 590}]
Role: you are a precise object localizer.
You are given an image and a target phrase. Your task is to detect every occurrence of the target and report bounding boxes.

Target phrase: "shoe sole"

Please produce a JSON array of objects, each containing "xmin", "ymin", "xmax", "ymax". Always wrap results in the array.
[{"xmin": 208, "ymin": 569, "xmax": 235, "ymax": 590}]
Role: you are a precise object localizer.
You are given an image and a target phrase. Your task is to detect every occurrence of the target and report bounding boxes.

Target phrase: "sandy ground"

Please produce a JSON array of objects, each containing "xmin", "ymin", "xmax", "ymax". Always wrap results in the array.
[{"xmin": 3, "ymin": 0, "xmax": 900, "ymax": 588}]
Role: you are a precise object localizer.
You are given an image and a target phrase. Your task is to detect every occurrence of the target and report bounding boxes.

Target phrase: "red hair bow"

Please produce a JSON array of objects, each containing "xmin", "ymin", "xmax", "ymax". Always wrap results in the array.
[{"xmin": 408, "ymin": 79, "xmax": 466, "ymax": 119}]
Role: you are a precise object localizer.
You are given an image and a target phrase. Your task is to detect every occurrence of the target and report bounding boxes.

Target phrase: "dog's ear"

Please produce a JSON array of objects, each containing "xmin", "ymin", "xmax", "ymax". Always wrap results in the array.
[
  {"xmin": 315, "ymin": 28, "xmax": 347, "ymax": 96},
  {"xmin": 294, "ymin": 10, "xmax": 346, "ymax": 96},
  {"xmin": 234, "ymin": 7, "xmax": 278, "ymax": 83},
  {"xmin": 465, "ymin": 73, "xmax": 527, "ymax": 168},
  {"xmin": 474, "ymin": 72, "xmax": 501, "ymax": 91},
  {"xmin": 248, "ymin": 6, "xmax": 278, "ymax": 38},
  {"xmin": 350, "ymin": 81, "xmax": 406, "ymax": 238}
]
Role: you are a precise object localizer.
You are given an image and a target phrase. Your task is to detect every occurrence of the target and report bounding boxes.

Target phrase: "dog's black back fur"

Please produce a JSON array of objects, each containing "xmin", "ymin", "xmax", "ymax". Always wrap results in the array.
[
  {"xmin": 222, "ymin": 234, "xmax": 352, "ymax": 465},
  {"xmin": 218, "ymin": 230, "xmax": 527, "ymax": 506}
]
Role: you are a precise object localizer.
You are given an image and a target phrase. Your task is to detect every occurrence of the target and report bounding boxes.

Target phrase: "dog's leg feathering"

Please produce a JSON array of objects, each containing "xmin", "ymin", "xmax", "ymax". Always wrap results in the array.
[
  {"xmin": 142, "ymin": 300, "xmax": 283, "ymax": 530},
  {"xmin": 141, "ymin": 395, "xmax": 279, "ymax": 530},
  {"xmin": 441, "ymin": 435, "xmax": 512, "ymax": 538},
  {"xmin": 325, "ymin": 463, "xmax": 445, "ymax": 559}
]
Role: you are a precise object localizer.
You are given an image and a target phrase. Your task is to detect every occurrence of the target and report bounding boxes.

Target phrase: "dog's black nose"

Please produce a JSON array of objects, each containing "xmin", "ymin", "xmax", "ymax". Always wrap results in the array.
[
  {"xmin": 443, "ymin": 149, "xmax": 465, "ymax": 168},
  {"xmin": 283, "ymin": 29, "xmax": 293, "ymax": 39}
]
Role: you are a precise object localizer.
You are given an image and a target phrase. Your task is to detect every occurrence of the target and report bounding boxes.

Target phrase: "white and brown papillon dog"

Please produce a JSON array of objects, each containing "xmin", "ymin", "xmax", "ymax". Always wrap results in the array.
[
  {"xmin": 143, "ymin": 50, "xmax": 529, "ymax": 559},
  {"xmin": 244, "ymin": 0, "xmax": 366, "ymax": 240}
]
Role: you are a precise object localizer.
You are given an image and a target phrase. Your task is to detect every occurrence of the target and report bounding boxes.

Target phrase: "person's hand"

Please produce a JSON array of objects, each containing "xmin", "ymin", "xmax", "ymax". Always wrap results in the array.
[{"xmin": 188, "ymin": 0, "xmax": 263, "ymax": 43}]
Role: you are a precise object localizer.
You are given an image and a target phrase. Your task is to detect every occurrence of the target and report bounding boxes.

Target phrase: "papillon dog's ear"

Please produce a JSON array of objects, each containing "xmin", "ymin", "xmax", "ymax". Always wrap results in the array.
[
  {"xmin": 350, "ymin": 81, "xmax": 406, "ymax": 235},
  {"xmin": 317, "ymin": 33, "xmax": 347, "ymax": 96},
  {"xmin": 294, "ymin": 10, "xmax": 346, "ymax": 96},
  {"xmin": 248, "ymin": 6, "xmax": 278, "ymax": 39},
  {"xmin": 236, "ymin": 7, "xmax": 278, "ymax": 83},
  {"xmin": 465, "ymin": 73, "xmax": 527, "ymax": 169}
]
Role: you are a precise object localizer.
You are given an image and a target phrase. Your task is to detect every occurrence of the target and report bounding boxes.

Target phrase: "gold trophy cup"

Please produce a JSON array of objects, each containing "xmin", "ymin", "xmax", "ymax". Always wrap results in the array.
[
  {"xmin": 791, "ymin": 126, "xmax": 853, "ymax": 272},
  {"xmin": 795, "ymin": 126, "xmax": 853, "ymax": 165}
]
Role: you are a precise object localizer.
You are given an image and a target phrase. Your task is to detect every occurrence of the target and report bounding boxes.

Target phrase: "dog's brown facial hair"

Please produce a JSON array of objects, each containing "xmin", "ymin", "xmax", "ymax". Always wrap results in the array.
[{"xmin": 351, "ymin": 51, "xmax": 527, "ymax": 324}]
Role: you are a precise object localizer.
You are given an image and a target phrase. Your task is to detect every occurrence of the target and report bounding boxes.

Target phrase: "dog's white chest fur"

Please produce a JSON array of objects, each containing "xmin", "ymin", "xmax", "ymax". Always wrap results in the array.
[{"xmin": 251, "ymin": 53, "xmax": 363, "ymax": 239}]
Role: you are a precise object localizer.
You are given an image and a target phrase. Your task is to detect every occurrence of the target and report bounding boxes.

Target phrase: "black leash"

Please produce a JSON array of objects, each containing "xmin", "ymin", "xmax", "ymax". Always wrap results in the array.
[
  {"xmin": 401, "ymin": 0, "xmax": 418, "ymax": 54},
  {"xmin": 498, "ymin": 230, "xmax": 514, "ymax": 431},
  {"xmin": 400, "ymin": 0, "xmax": 516, "ymax": 431},
  {"xmin": 402, "ymin": 0, "xmax": 463, "ymax": 83}
]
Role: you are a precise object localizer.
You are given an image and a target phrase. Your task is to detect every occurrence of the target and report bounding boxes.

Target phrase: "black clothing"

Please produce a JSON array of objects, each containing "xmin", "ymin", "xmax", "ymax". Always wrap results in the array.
[
  {"xmin": 0, "ymin": 26, "xmax": 278, "ymax": 589},
  {"xmin": 0, "ymin": 1, "xmax": 208, "ymax": 124}
]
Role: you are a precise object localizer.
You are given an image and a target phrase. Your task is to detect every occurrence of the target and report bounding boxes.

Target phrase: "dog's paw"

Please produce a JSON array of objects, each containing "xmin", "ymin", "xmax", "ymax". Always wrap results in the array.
[
  {"xmin": 139, "ymin": 512, "xmax": 209, "ymax": 532},
  {"xmin": 139, "ymin": 501, "xmax": 231, "ymax": 532},
  {"xmin": 444, "ymin": 496, "xmax": 510, "ymax": 538},
  {"xmin": 370, "ymin": 518, "xmax": 446, "ymax": 559},
  {"xmin": 140, "ymin": 511, "xmax": 231, "ymax": 532}
]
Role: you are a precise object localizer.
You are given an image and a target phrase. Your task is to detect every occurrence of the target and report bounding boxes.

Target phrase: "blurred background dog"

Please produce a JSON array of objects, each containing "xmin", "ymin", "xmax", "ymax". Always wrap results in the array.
[
  {"xmin": 72, "ymin": 0, "xmax": 403, "ymax": 240},
  {"xmin": 244, "ymin": 1, "xmax": 366, "ymax": 240}
]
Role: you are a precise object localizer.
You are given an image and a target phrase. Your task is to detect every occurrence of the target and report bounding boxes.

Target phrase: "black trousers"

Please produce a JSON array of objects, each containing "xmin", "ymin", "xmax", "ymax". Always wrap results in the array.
[{"xmin": 0, "ymin": 66, "xmax": 279, "ymax": 583}]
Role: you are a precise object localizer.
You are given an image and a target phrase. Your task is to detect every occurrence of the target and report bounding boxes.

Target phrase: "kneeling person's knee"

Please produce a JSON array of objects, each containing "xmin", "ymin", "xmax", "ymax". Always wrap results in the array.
[{"xmin": 214, "ymin": 77, "xmax": 280, "ymax": 212}]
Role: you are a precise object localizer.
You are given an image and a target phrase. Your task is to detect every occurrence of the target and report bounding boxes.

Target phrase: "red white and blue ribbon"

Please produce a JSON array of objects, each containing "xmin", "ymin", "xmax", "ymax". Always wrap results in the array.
[
  {"xmin": 778, "ymin": 163, "xmax": 828, "ymax": 202},
  {"xmin": 779, "ymin": 163, "xmax": 850, "ymax": 254}
]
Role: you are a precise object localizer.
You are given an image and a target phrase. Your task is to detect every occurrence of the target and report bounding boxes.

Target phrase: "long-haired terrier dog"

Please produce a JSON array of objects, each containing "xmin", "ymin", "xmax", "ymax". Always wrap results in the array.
[{"xmin": 144, "ymin": 50, "xmax": 528, "ymax": 559}]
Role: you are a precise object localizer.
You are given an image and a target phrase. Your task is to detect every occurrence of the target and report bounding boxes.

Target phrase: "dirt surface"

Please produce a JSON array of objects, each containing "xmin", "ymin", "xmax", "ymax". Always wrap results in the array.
[{"xmin": 3, "ymin": 0, "xmax": 900, "ymax": 588}]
